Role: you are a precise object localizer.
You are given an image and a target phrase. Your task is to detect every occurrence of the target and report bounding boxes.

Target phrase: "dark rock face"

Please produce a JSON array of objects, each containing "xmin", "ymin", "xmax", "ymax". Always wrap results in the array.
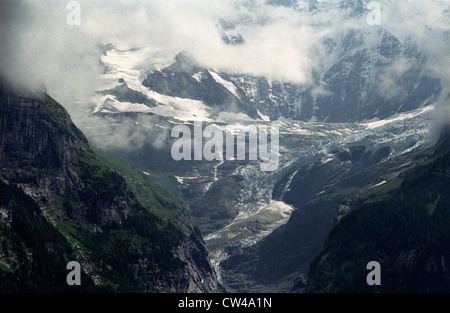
[
  {"xmin": 220, "ymin": 140, "xmax": 440, "ymax": 292},
  {"xmin": 306, "ymin": 140, "xmax": 450, "ymax": 293},
  {"xmin": 189, "ymin": 175, "xmax": 244, "ymax": 235},
  {"xmin": 142, "ymin": 52, "xmax": 260, "ymax": 119},
  {"xmin": 101, "ymin": 82, "xmax": 157, "ymax": 107},
  {"xmin": 0, "ymin": 81, "xmax": 223, "ymax": 292},
  {"xmin": 229, "ymin": 29, "xmax": 441, "ymax": 123},
  {"xmin": 157, "ymin": 222, "xmax": 225, "ymax": 293},
  {"xmin": 0, "ymin": 84, "xmax": 129, "ymax": 225}
]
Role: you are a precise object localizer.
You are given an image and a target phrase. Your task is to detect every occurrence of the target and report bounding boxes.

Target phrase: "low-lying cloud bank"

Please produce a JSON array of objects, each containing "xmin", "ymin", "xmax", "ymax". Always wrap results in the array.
[{"xmin": 0, "ymin": 0, "xmax": 448, "ymax": 131}]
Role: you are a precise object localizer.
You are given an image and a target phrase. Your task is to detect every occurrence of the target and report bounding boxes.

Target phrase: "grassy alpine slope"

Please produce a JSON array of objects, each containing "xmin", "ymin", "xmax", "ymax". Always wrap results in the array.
[
  {"xmin": 307, "ymin": 150, "xmax": 450, "ymax": 292},
  {"xmin": 0, "ymin": 85, "xmax": 194, "ymax": 292}
]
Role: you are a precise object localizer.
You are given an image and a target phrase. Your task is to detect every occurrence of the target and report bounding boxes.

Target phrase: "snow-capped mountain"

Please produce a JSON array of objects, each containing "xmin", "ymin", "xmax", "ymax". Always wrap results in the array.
[
  {"xmin": 216, "ymin": 0, "xmax": 446, "ymax": 123},
  {"xmin": 80, "ymin": 43, "xmax": 440, "ymax": 292},
  {"xmin": 94, "ymin": 48, "xmax": 260, "ymax": 124},
  {"xmin": 2, "ymin": 0, "xmax": 449, "ymax": 295},
  {"xmin": 76, "ymin": 0, "xmax": 448, "ymax": 293},
  {"xmin": 229, "ymin": 27, "xmax": 441, "ymax": 122}
]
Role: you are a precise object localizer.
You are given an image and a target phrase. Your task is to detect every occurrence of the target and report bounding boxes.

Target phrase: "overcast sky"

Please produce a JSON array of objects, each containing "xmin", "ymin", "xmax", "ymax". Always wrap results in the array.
[{"xmin": 0, "ymin": 0, "xmax": 448, "ymax": 114}]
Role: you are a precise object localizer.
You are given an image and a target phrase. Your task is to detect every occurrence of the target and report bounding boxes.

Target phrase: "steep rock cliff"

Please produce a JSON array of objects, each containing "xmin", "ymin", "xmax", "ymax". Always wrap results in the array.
[{"xmin": 0, "ymin": 80, "xmax": 223, "ymax": 292}]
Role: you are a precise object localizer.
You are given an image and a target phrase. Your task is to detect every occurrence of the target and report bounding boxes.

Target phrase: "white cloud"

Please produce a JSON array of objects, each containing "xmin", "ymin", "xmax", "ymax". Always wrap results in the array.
[{"xmin": 0, "ymin": 0, "xmax": 448, "ymax": 118}]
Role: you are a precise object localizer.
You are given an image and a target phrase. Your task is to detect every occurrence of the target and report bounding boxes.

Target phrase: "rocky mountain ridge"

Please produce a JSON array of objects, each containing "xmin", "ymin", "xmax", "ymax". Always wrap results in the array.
[{"xmin": 0, "ymin": 80, "xmax": 223, "ymax": 292}]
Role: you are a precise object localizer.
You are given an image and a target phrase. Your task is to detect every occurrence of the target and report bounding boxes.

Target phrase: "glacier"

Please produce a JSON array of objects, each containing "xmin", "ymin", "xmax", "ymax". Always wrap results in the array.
[
  {"xmin": 74, "ymin": 0, "xmax": 447, "ymax": 289},
  {"xmin": 79, "ymin": 46, "xmax": 438, "ymax": 290}
]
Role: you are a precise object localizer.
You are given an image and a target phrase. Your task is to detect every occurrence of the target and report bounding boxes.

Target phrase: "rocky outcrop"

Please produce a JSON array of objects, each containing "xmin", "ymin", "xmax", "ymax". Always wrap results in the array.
[
  {"xmin": 306, "ymin": 134, "xmax": 450, "ymax": 292},
  {"xmin": 141, "ymin": 51, "xmax": 260, "ymax": 119},
  {"xmin": 0, "ymin": 80, "xmax": 223, "ymax": 292},
  {"xmin": 229, "ymin": 28, "xmax": 441, "ymax": 123},
  {"xmin": 0, "ymin": 81, "xmax": 129, "ymax": 225},
  {"xmin": 159, "ymin": 224, "xmax": 225, "ymax": 292}
]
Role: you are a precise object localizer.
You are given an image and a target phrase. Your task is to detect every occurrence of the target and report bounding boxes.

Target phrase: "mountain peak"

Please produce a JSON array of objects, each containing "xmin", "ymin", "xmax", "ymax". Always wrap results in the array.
[{"xmin": 166, "ymin": 51, "xmax": 202, "ymax": 75}]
